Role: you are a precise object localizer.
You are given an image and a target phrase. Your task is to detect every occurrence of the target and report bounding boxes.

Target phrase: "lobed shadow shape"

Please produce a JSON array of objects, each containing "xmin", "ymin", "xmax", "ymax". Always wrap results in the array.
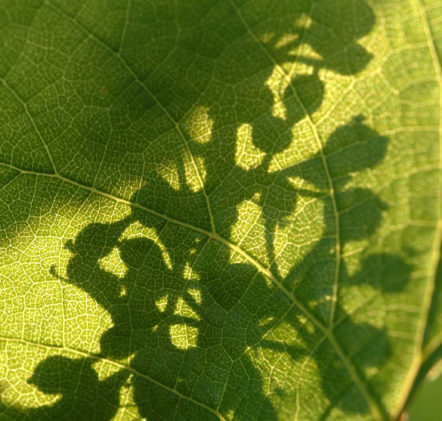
[
  {"xmin": 20, "ymin": 117, "xmax": 409, "ymax": 420},
  {"xmin": 263, "ymin": 186, "xmax": 412, "ymax": 414},
  {"xmin": 1, "ymin": 0, "xmax": 413, "ymax": 420},
  {"xmin": 0, "ymin": 357, "xmax": 128, "ymax": 421},
  {"xmin": 45, "ymin": 212, "xmax": 283, "ymax": 419},
  {"xmin": 126, "ymin": 115, "xmax": 410, "ymax": 417}
]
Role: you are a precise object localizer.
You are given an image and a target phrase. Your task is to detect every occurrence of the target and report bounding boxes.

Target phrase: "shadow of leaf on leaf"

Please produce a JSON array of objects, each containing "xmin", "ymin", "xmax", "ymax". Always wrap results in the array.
[{"xmin": 0, "ymin": 0, "xmax": 414, "ymax": 420}]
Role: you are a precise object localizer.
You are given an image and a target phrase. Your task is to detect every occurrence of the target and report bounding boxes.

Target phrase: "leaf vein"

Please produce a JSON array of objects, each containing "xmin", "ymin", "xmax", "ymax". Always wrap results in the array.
[
  {"xmin": 44, "ymin": 0, "xmax": 217, "ymax": 234},
  {"xmin": 0, "ymin": 335, "xmax": 225, "ymax": 420}
]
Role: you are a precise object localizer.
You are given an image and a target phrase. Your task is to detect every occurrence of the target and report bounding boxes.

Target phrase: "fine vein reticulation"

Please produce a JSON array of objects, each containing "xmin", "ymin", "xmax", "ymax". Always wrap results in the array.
[{"xmin": 0, "ymin": 1, "xmax": 440, "ymax": 420}]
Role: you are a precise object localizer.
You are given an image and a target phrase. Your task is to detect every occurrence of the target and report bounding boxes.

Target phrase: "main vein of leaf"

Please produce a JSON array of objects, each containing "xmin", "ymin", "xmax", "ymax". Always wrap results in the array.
[
  {"xmin": 394, "ymin": 0, "xmax": 442, "ymax": 417},
  {"xmin": 0, "ymin": 160, "xmax": 320, "ymax": 329},
  {"xmin": 44, "ymin": 0, "xmax": 217, "ymax": 235},
  {"xmin": 227, "ymin": 0, "xmax": 343, "ymax": 329},
  {"xmin": 225, "ymin": 1, "xmax": 386, "ymax": 418},
  {"xmin": 0, "ymin": 335, "xmax": 226, "ymax": 421}
]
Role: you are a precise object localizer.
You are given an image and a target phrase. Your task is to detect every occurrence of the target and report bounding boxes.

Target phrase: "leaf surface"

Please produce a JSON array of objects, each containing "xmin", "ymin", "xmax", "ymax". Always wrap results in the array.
[{"xmin": 0, "ymin": 0, "xmax": 441, "ymax": 419}]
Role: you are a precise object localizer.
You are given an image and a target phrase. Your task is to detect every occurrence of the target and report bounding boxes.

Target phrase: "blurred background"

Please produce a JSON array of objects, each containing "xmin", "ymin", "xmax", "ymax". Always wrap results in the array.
[{"xmin": 407, "ymin": 364, "xmax": 442, "ymax": 421}]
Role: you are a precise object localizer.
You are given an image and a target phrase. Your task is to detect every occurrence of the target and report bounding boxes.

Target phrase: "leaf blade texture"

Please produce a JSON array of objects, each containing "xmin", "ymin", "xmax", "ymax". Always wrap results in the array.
[{"xmin": 0, "ymin": 0, "xmax": 441, "ymax": 420}]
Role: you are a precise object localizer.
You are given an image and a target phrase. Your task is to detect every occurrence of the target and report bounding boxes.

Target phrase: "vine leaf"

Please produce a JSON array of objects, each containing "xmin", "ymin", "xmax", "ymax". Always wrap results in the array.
[{"xmin": 0, "ymin": 1, "xmax": 440, "ymax": 420}]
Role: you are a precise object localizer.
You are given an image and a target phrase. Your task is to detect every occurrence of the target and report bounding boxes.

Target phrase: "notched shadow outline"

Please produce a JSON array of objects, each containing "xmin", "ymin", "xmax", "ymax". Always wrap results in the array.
[{"xmin": 0, "ymin": 1, "xmax": 413, "ymax": 420}]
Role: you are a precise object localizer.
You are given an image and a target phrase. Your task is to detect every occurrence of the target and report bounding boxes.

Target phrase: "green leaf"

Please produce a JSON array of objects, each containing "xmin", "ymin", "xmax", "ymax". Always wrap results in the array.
[{"xmin": 0, "ymin": 0, "xmax": 440, "ymax": 419}]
